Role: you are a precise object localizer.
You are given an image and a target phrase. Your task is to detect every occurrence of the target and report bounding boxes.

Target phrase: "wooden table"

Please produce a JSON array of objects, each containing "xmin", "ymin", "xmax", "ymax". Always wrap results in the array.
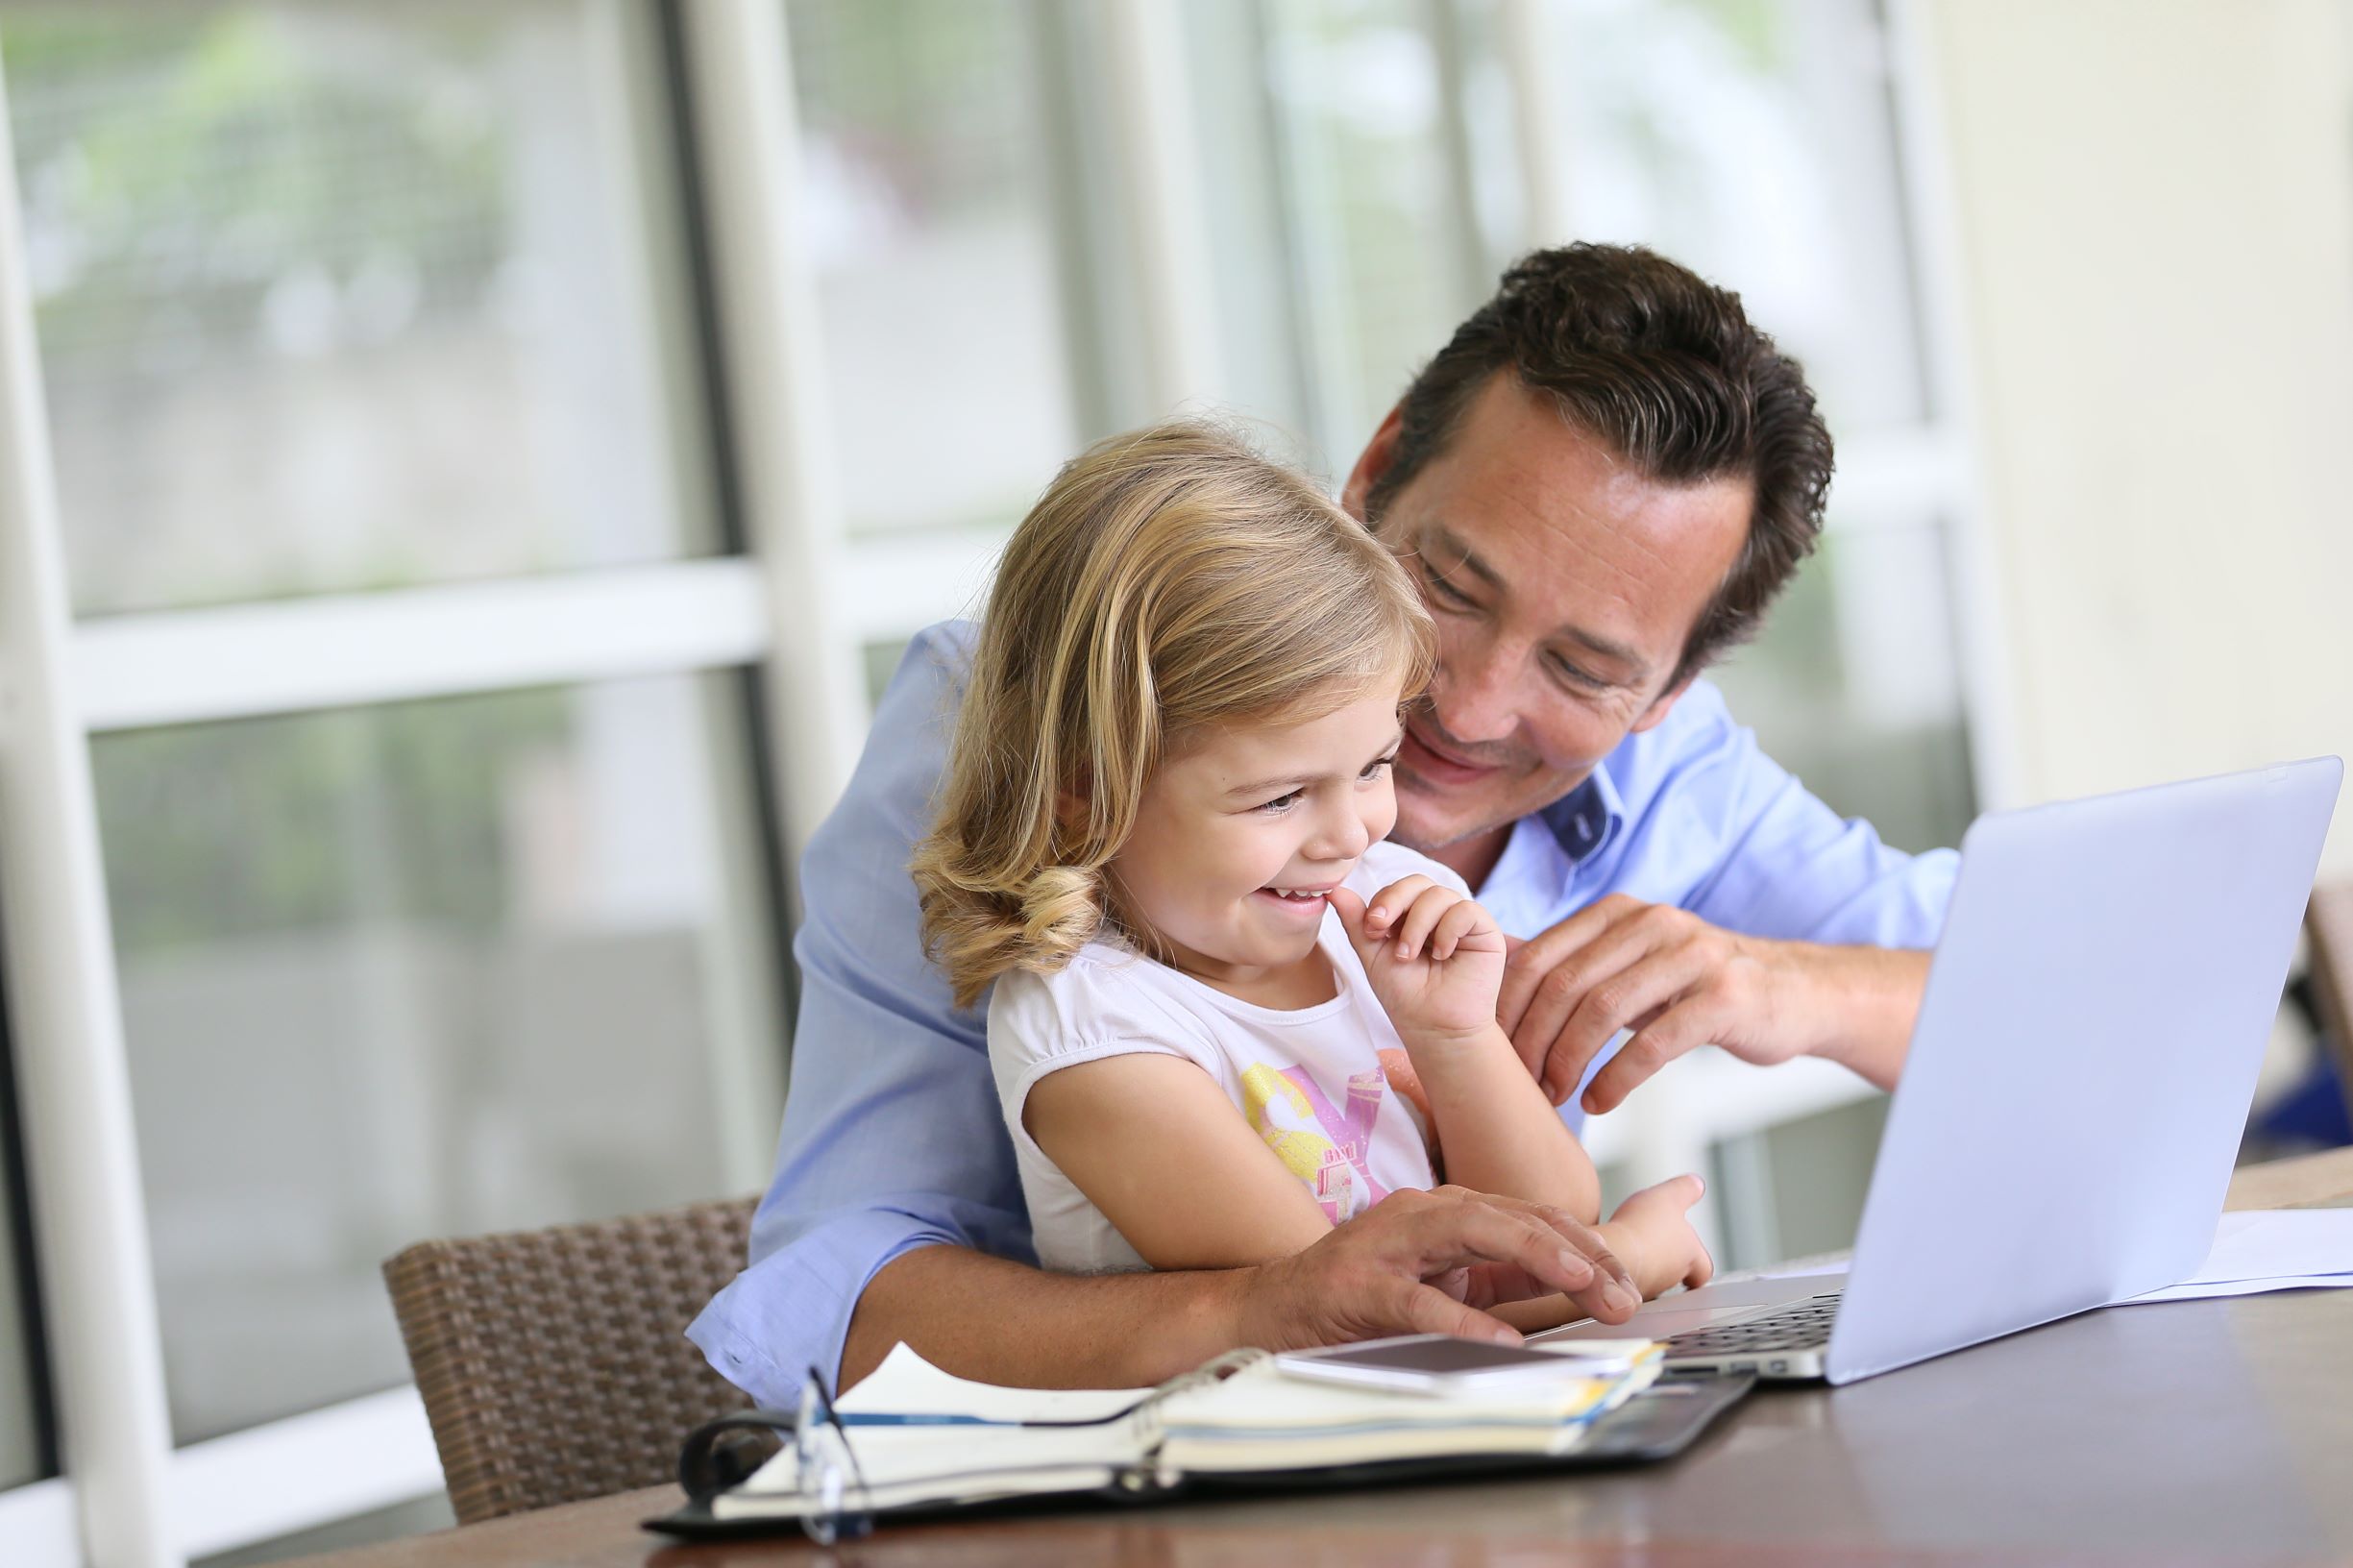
[{"xmin": 290, "ymin": 1148, "xmax": 2353, "ymax": 1568}]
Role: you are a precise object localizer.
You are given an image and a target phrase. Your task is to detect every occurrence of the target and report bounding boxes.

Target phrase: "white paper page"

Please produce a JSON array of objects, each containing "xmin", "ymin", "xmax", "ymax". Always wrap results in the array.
[
  {"xmin": 2117, "ymin": 1210, "xmax": 2353, "ymax": 1305},
  {"xmin": 2123, "ymin": 1272, "xmax": 2353, "ymax": 1305},
  {"xmin": 2172, "ymin": 1209, "xmax": 2353, "ymax": 1284},
  {"xmin": 1157, "ymin": 1352, "xmax": 1644, "ymax": 1433},
  {"xmin": 838, "ymin": 1342, "xmax": 1150, "ymax": 1424}
]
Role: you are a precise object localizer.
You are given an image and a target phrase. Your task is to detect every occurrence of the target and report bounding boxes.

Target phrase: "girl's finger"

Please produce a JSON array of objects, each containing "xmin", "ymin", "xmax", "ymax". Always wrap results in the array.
[
  {"xmin": 1430, "ymin": 898, "xmax": 1483, "ymax": 961},
  {"xmin": 1391, "ymin": 887, "xmax": 1456, "ymax": 960},
  {"xmin": 1324, "ymin": 886, "xmax": 1377, "ymax": 962},
  {"xmin": 1363, "ymin": 876, "xmax": 1434, "ymax": 937}
]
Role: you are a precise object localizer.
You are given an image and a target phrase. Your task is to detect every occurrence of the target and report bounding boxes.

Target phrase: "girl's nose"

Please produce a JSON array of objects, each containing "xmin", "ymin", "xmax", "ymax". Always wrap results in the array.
[{"xmin": 1306, "ymin": 800, "xmax": 1371, "ymax": 862}]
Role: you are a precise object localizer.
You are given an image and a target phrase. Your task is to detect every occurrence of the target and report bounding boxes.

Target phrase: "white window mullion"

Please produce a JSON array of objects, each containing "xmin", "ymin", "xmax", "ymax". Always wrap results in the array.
[
  {"xmin": 167, "ymin": 1391, "xmax": 438, "ymax": 1562},
  {"xmin": 1095, "ymin": 0, "xmax": 1226, "ymax": 413},
  {"xmin": 1884, "ymin": 0, "xmax": 2022, "ymax": 815},
  {"xmin": 0, "ymin": 70, "xmax": 180, "ymax": 1568},
  {"xmin": 677, "ymin": 0, "xmax": 866, "ymax": 866},
  {"xmin": 834, "ymin": 529, "xmax": 1013, "ymax": 649},
  {"xmin": 1498, "ymin": 0, "xmax": 1572, "ymax": 246},
  {"xmin": 1824, "ymin": 427, "xmax": 1973, "ymax": 531},
  {"xmin": 0, "ymin": 1478, "xmax": 80, "ymax": 1568},
  {"xmin": 71, "ymin": 559, "xmax": 772, "ymax": 734}
]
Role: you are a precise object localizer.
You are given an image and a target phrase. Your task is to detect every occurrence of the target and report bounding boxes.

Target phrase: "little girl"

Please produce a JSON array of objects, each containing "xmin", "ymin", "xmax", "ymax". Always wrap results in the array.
[{"xmin": 912, "ymin": 421, "xmax": 1710, "ymax": 1320}]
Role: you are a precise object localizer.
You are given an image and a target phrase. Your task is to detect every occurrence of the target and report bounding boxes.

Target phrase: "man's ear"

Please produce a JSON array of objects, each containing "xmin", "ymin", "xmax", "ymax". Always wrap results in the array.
[
  {"xmin": 1339, "ymin": 404, "xmax": 1407, "ymax": 524},
  {"xmin": 1629, "ymin": 674, "xmax": 1699, "ymax": 736}
]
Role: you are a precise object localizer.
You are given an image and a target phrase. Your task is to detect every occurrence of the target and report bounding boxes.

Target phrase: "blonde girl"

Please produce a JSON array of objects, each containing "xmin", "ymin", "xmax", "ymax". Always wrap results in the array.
[{"xmin": 913, "ymin": 422, "xmax": 1709, "ymax": 1316}]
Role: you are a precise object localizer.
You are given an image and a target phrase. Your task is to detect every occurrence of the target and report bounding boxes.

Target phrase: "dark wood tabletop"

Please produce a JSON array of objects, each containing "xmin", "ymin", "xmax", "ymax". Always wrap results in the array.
[{"xmin": 285, "ymin": 1147, "xmax": 2353, "ymax": 1568}]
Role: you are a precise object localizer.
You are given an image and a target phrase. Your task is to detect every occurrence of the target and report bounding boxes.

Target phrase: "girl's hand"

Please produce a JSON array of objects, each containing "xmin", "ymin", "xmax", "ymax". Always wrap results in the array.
[
  {"xmin": 1602, "ymin": 1174, "xmax": 1715, "ymax": 1298},
  {"xmin": 1329, "ymin": 879, "xmax": 1507, "ymax": 1048}
]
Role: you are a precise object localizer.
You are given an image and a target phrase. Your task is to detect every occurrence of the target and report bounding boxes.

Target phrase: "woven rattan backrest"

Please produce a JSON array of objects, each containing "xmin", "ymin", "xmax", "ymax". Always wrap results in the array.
[{"xmin": 383, "ymin": 1193, "xmax": 758, "ymax": 1524}]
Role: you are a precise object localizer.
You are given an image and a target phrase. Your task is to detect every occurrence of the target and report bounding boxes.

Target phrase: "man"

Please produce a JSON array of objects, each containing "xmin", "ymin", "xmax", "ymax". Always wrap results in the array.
[{"xmin": 691, "ymin": 244, "xmax": 1955, "ymax": 1402}]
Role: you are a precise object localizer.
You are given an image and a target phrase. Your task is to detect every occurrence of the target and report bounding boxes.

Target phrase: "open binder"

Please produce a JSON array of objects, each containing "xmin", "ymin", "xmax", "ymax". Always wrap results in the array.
[{"xmin": 650, "ymin": 1341, "xmax": 1752, "ymax": 1537}]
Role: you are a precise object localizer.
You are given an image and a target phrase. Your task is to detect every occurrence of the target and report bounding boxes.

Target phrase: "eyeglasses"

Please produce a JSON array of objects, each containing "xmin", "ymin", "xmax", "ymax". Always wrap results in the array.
[
  {"xmin": 677, "ymin": 1349, "xmax": 1266, "ymax": 1539},
  {"xmin": 674, "ymin": 1363, "xmax": 871, "ymax": 1545},
  {"xmin": 794, "ymin": 1363, "xmax": 873, "ymax": 1546}
]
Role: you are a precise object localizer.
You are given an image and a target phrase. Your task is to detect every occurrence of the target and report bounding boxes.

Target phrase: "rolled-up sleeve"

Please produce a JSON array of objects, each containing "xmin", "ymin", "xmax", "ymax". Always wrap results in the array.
[{"xmin": 688, "ymin": 623, "xmax": 1033, "ymax": 1405}]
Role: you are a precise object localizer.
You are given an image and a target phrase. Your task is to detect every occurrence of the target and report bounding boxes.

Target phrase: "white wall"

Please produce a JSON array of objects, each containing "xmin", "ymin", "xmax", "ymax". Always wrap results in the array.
[{"xmin": 1925, "ymin": 0, "xmax": 2353, "ymax": 873}]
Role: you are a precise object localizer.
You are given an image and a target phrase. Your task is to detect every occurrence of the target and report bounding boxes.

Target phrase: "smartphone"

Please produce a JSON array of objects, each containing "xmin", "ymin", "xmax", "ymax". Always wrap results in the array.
[{"xmin": 1271, "ymin": 1334, "xmax": 1643, "ymax": 1396}]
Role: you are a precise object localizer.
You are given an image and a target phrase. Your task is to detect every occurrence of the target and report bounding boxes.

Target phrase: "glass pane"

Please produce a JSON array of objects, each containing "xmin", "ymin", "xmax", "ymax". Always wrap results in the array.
[
  {"xmin": 0, "ymin": 1, "xmax": 715, "ymax": 615},
  {"xmin": 95, "ymin": 675, "xmax": 782, "ymax": 1443},
  {"xmin": 1259, "ymin": 0, "xmax": 1484, "ymax": 460},
  {"xmin": 1179, "ymin": 0, "xmax": 1322, "ymax": 460},
  {"xmin": 1532, "ymin": 0, "xmax": 1929, "ymax": 433},
  {"xmin": 1707, "ymin": 517, "xmax": 1974, "ymax": 855},
  {"xmin": 0, "ymin": 1029, "xmax": 49, "ymax": 1488},
  {"xmin": 1709, "ymin": 1096, "xmax": 1888, "ymax": 1271},
  {"xmin": 788, "ymin": 0, "xmax": 1083, "ymax": 535}
]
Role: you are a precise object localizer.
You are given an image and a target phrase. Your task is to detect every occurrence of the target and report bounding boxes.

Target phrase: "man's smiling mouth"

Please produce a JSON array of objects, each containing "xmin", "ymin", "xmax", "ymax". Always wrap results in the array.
[{"xmin": 1400, "ymin": 720, "xmax": 1514, "ymax": 784}]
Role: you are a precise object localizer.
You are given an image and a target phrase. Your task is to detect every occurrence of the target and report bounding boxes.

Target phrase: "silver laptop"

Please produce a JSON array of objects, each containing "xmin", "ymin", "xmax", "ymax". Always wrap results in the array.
[{"xmin": 1534, "ymin": 757, "xmax": 2341, "ymax": 1384}]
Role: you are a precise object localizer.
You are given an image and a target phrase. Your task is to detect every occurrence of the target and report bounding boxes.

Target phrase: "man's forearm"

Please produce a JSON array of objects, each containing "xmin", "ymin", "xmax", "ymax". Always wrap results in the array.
[
  {"xmin": 840, "ymin": 1243, "xmax": 1247, "ymax": 1393},
  {"xmin": 1802, "ymin": 943, "xmax": 1932, "ymax": 1091}
]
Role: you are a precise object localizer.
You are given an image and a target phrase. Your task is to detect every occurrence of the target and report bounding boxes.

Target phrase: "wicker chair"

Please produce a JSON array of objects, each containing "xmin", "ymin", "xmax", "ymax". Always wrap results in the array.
[{"xmin": 383, "ymin": 1192, "xmax": 760, "ymax": 1524}]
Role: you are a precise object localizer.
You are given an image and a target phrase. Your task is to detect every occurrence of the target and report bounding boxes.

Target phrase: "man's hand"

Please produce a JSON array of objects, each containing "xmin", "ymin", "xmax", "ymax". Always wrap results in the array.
[
  {"xmin": 1497, "ymin": 894, "xmax": 1931, "ymax": 1114},
  {"xmin": 1232, "ymin": 1185, "xmax": 1642, "ymax": 1350}
]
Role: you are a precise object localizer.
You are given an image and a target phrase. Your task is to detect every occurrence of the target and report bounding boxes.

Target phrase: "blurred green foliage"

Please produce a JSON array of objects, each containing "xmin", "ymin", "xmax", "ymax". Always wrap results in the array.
[
  {"xmin": 95, "ymin": 687, "xmax": 570, "ymax": 953},
  {"xmin": 4, "ymin": 7, "xmax": 505, "ymax": 366}
]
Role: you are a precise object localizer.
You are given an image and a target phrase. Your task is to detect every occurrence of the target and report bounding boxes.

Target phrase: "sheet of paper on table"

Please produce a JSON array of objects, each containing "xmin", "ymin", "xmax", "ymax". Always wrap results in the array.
[
  {"xmin": 1743, "ymin": 1210, "xmax": 2353, "ymax": 1305},
  {"xmin": 2120, "ymin": 1209, "xmax": 2353, "ymax": 1305}
]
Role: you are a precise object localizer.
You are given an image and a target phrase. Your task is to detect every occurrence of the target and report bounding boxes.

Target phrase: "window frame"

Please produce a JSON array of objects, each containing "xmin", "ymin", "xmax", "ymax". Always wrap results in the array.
[
  {"xmin": 0, "ymin": 0, "xmax": 2004, "ymax": 1559},
  {"xmin": 0, "ymin": 2, "xmax": 842, "ymax": 1559}
]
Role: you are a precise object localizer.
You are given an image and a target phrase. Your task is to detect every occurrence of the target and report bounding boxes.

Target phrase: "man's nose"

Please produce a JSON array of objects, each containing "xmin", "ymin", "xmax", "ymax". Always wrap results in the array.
[{"xmin": 1434, "ymin": 636, "xmax": 1521, "ymax": 747}]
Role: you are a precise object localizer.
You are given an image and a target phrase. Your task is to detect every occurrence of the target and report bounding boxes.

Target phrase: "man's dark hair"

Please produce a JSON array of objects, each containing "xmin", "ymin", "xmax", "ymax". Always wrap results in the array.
[{"xmin": 1365, "ymin": 243, "xmax": 1833, "ymax": 691}]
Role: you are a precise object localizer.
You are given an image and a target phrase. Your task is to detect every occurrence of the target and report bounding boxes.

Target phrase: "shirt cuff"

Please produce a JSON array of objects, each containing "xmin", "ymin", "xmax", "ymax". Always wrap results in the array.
[{"xmin": 687, "ymin": 1206, "xmax": 971, "ymax": 1406}]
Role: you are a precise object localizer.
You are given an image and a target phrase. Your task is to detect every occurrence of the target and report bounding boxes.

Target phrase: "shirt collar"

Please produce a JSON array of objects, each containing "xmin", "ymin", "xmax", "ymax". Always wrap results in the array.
[{"xmin": 1538, "ymin": 767, "xmax": 1624, "ymax": 866}]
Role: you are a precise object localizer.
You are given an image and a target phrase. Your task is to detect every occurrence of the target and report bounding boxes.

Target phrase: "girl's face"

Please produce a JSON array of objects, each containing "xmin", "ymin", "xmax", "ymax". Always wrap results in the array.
[{"xmin": 1110, "ymin": 679, "xmax": 1406, "ymax": 990}]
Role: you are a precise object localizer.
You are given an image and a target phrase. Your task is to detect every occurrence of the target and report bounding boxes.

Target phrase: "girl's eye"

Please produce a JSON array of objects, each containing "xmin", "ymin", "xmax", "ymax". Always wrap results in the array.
[
  {"xmin": 1360, "ymin": 755, "xmax": 1397, "ymax": 782},
  {"xmin": 1257, "ymin": 791, "xmax": 1303, "ymax": 815}
]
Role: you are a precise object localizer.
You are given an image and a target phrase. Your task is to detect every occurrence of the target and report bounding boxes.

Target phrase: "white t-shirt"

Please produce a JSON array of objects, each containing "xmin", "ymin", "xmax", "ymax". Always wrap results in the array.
[{"xmin": 987, "ymin": 840, "xmax": 1469, "ymax": 1275}]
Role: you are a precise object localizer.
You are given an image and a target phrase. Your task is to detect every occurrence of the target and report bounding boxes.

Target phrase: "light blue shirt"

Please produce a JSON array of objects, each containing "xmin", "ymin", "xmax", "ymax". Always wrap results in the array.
[{"xmin": 689, "ymin": 622, "xmax": 1958, "ymax": 1403}]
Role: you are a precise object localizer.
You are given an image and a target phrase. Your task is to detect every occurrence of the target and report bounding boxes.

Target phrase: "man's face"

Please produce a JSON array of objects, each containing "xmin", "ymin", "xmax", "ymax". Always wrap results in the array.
[{"xmin": 1344, "ymin": 373, "xmax": 1753, "ymax": 855}]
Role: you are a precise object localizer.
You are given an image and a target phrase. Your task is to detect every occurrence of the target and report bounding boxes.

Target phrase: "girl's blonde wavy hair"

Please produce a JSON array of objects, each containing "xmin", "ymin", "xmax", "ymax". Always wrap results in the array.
[{"xmin": 913, "ymin": 421, "xmax": 1436, "ymax": 1008}]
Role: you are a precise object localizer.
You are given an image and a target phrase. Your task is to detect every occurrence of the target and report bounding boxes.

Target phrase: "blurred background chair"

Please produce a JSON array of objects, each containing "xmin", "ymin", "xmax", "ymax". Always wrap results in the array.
[
  {"xmin": 382, "ymin": 1194, "xmax": 757, "ymax": 1524},
  {"xmin": 2302, "ymin": 884, "xmax": 2353, "ymax": 1132}
]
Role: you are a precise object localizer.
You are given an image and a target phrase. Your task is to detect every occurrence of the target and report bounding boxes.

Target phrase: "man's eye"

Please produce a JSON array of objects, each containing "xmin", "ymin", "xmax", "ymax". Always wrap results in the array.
[
  {"xmin": 1423, "ymin": 565, "xmax": 1474, "ymax": 606},
  {"xmin": 1258, "ymin": 791, "xmax": 1302, "ymax": 815},
  {"xmin": 1547, "ymin": 652, "xmax": 1608, "ymax": 691}
]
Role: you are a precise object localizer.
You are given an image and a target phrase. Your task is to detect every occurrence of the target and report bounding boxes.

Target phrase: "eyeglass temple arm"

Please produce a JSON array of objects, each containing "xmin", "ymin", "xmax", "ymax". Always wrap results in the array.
[{"xmin": 676, "ymin": 1409, "xmax": 801, "ymax": 1501}]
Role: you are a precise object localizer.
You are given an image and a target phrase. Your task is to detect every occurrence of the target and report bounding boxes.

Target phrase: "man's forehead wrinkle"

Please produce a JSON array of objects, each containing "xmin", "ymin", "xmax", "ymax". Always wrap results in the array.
[{"xmin": 1507, "ymin": 488, "xmax": 1652, "ymax": 602}]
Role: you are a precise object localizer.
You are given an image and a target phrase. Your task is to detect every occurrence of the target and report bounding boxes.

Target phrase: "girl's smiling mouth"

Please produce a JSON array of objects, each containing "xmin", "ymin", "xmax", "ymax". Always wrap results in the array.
[{"xmin": 1255, "ymin": 884, "xmax": 1337, "ymax": 916}]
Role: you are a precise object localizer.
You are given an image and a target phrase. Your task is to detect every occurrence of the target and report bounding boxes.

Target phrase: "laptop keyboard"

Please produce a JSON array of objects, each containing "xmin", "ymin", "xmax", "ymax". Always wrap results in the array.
[{"xmin": 1666, "ymin": 1292, "xmax": 1843, "ymax": 1357}]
